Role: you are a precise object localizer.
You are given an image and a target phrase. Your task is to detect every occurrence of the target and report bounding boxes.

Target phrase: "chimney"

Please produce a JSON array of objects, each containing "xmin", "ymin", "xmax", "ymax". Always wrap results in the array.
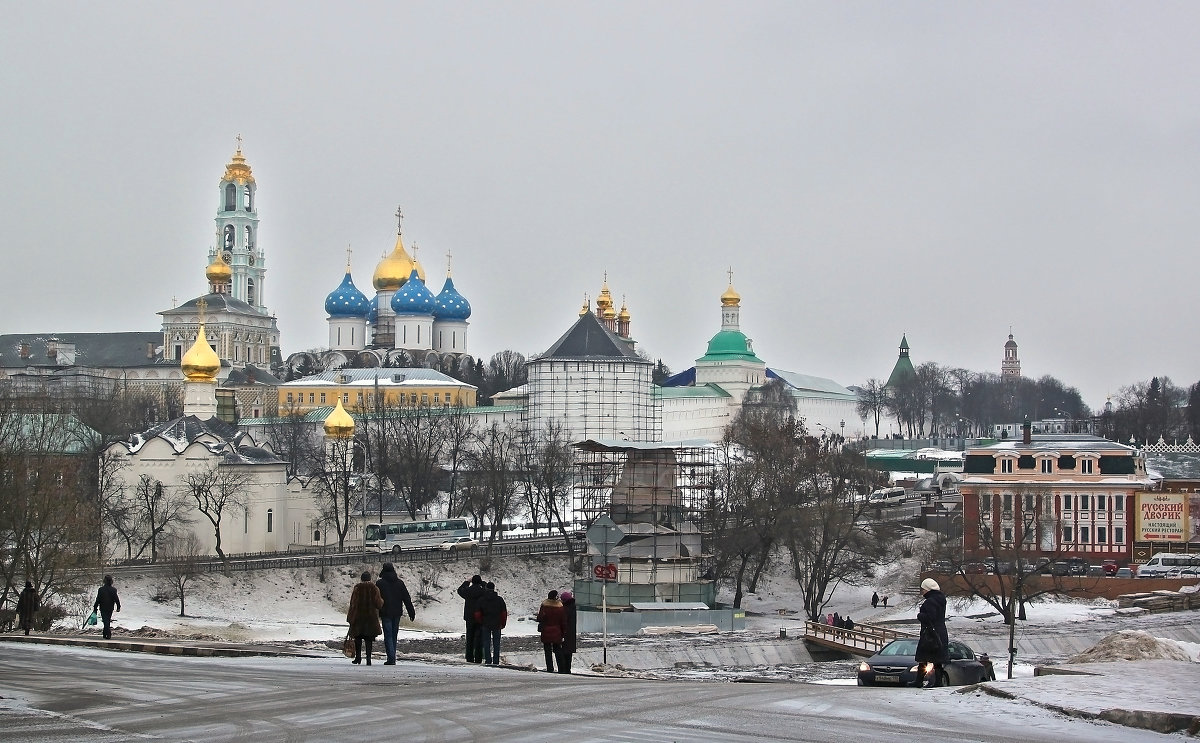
[{"xmin": 1022, "ymin": 417, "xmax": 1032, "ymax": 445}]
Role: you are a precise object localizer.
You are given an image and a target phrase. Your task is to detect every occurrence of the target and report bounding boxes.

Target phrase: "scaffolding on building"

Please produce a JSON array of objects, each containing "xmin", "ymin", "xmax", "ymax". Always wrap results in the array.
[
  {"xmin": 524, "ymin": 358, "xmax": 662, "ymax": 444},
  {"xmin": 571, "ymin": 439, "xmax": 718, "ymax": 606}
]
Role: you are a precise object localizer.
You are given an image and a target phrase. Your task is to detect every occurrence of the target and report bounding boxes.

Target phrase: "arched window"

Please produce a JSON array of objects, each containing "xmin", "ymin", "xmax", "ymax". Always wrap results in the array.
[
  {"xmin": 313, "ymin": 529, "xmax": 321, "ymax": 543},
  {"xmin": 224, "ymin": 225, "xmax": 235, "ymax": 249},
  {"xmin": 225, "ymin": 184, "xmax": 236, "ymax": 211},
  {"xmin": 244, "ymin": 185, "xmax": 253, "ymax": 211},
  {"xmin": 244, "ymin": 225, "xmax": 253, "ymax": 248},
  {"xmin": 247, "ymin": 278, "xmax": 256, "ymax": 306},
  {"xmin": 266, "ymin": 508, "xmax": 274, "ymax": 533}
]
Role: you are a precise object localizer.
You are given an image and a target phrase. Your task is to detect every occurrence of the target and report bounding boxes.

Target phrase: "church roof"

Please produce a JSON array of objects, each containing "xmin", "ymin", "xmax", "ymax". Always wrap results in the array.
[
  {"xmin": 536, "ymin": 311, "xmax": 644, "ymax": 361},
  {"xmin": 766, "ymin": 368, "xmax": 856, "ymax": 399},
  {"xmin": 223, "ymin": 365, "xmax": 282, "ymax": 387},
  {"xmin": 124, "ymin": 414, "xmax": 281, "ymax": 464},
  {"xmin": 0, "ymin": 332, "xmax": 164, "ymax": 369},
  {"xmin": 886, "ymin": 355, "xmax": 915, "ymax": 387},
  {"xmin": 697, "ymin": 329, "xmax": 762, "ymax": 364},
  {"xmin": 0, "ymin": 413, "xmax": 100, "ymax": 454},
  {"xmin": 161, "ymin": 293, "xmax": 268, "ymax": 319}
]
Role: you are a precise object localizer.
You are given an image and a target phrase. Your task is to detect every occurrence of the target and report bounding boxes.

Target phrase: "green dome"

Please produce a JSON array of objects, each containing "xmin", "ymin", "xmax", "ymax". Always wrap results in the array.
[{"xmin": 697, "ymin": 330, "xmax": 762, "ymax": 363}]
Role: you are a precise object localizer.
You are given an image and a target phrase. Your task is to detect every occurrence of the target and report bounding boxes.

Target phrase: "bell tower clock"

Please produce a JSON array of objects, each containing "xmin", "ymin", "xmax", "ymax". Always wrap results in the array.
[{"xmin": 209, "ymin": 135, "xmax": 267, "ymax": 314}]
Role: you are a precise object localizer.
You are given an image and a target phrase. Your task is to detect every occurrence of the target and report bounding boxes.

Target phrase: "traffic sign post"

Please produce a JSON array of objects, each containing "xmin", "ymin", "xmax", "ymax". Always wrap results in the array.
[{"xmin": 587, "ymin": 516, "xmax": 624, "ymax": 665}]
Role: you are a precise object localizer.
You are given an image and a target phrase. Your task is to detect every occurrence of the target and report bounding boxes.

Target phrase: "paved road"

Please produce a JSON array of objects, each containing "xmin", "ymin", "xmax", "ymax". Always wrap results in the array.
[{"xmin": 0, "ymin": 643, "xmax": 1173, "ymax": 742}]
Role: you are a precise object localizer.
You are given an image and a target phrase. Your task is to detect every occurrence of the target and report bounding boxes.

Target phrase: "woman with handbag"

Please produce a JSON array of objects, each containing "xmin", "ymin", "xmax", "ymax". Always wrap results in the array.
[
  {"xmin": 346, "ymin": 571, "xmax": 384, "ymax": 665},
  {"xmin": 915, "ymin": 577, "xmax": 950, "ymax": 688}
]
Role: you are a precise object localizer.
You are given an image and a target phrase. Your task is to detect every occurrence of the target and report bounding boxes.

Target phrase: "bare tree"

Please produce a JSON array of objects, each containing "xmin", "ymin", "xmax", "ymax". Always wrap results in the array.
[
  {"xmin": 518, "ymin": 420, "xmax": 577, "ymax": 551},
  {"xmin": 262, "ymin": 400, "xmax": 319, "ymax": 479},
  {"xmin": 179, "ymin": 465, "xmax": 251, "ymax": 562},
  {"xmin": 463, "ymin": 422, "xmax": 521, "ymax": 560},
  {"xmin": 310, "ymin": 435, "xmax": 360, "ymax": 552},
  {"xmin": 130, "ymin": 475, "xmax": 192, "ymax": 563},
  {"xmin": 159, "ymin": 532, "xmax": 206, "ymax": 616},
  {"xmin": 855, "ymin": 378, "xmax": 887, "ymax": 439}
]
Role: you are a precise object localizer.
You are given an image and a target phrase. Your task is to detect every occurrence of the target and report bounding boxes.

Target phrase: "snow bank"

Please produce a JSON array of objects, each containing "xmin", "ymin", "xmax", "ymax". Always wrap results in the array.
[{"xmin": 1066, "ymin": 629, "xmax": 1192, "ymax": 664}]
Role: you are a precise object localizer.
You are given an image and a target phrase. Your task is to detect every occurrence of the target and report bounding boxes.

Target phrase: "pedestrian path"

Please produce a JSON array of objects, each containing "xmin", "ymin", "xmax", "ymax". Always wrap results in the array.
[{"xmin": 0, "ymin": 632, "xmax": 325, "ymax": 658}]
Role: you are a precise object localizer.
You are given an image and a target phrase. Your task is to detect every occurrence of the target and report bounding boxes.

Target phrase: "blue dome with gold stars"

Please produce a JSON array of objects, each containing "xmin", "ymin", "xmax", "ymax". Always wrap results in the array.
[
  {"xmin": 391, "ymin": 269, "xmax": 436, "ymax": 315},
  {"xmin": 325, "ymin": 271, "xmax": 370, "ymax": 317},
  {"xmin": 433, "ymin": 275, "xmax": 471, "ymax": 321}
]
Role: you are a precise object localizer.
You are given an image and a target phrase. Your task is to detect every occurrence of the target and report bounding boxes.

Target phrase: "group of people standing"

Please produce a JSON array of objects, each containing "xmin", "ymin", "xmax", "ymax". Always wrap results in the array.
[
  {"xmin": 535, "ymin": 589, "xmax": 577, "ymax": 673},
  {"xmin": 457, "ymin": 574, "xmax": 509, "ymax": 665},
  {"xmin": 345, "ymin": 563, "xmax": 416, "ymax": 666}
]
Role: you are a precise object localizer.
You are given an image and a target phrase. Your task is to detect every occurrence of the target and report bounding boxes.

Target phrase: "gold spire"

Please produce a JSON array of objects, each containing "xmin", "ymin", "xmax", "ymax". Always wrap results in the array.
[
  {"xmin": 596, "ymin": 273, "xmax": 614, "ymax": 312},
  {"xmin": 721, "ymin": 267, "xmax": 741, "ymax": 307},
  {"xmin": 323, "ymin": 399, "xmax": 356, "ymax": 439},
  {"xmin": 221, "ymin": 135, "xmax": 255, "ymax": 184},
  {"xmin": 579, "ymin": 293, "xmax": 590, "ymax": 317},
  {"xmin": 618, "ymin": 296, "xmax": 631, "ymax": 322},
  {"xmin": 181, "ymin": 300, "xmax": 220, "ymax": 382}
]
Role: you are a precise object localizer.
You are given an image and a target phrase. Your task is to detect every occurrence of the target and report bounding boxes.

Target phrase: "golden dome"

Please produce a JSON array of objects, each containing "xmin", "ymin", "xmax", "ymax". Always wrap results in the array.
[
  {"xmin": 181, "ymin": 325, "xmax": 220, "ymax": 382},
  {"xmin": 602, "ymin": 304, "xmax": 617, "ymax": 320},
  {"xmin": 596, "ymin": 280, "xmax": 614, "ymax": 311},
  {"xmin": 206, "ymin": 250, "xmax": 232, "ymax": 284},
  {"xmin": 618, "ymin": 301, "xmax": 631, "ymax": 323},
  {"xmin": 222, "ymin": 145, "xmax": 255, "ymax": 185},
  {"xmin": 372, "ymin": 235, "xmax": 424, "ymax": 291},
  {"xmin": 578, "ymin": 295, "xmax": 590, "ymax": 317},
  {"xmin": 720, "ymin": 283, "xmax": 741, "ymax": 307},
  {"xmin": 323, "ymin": 399, "xmax": 356, "ymax": 439}
]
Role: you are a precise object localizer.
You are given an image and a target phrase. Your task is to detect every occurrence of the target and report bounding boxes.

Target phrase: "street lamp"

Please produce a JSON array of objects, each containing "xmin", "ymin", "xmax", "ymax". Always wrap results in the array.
[{"xmin": 840, "ymin": 419, "xmax": 845, "ymax": 439}]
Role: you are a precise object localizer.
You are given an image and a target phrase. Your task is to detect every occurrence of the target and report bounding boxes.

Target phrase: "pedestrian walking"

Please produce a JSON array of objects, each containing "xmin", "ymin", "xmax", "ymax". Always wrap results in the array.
[
  {"xmin": 825, "ymin": 612, "xmax": 833, "ymax": 625},
  {"xmin": 16, "ymin": 581, "xmax": 39, "ymax": 636},
  {"xmin": 535, "ymin": 589, "xmax": 566, "ymax": 673},
  {"xmin": 457, "ymin": 574, "xmax": 486, "ymax": 663},
  {"xmin": 871, "ymin": 591, "xmax": 879, "ymax": 609},
  {"xmin": 478, "ymin": 581, "xmax": 508, "ymax": 665},
  {"xmin": 845, "ymin": 616, "xmax": 855, "ymax": 632},
  {"xmin": 915, "ymin": 578, "xmax": 950, "ymax": 688},
  {"xmin": 882, "ymin": 595, "xmax": 889, "ymax": 608},
  {"xmin": 559, "ymin": 590, "xmax": 577, "ymax": 674},
  {"xmin": 376, "ymin": 563, "xmax": 415, "ymax": 665},
  {"xmin": 347, "ymin": 571, "xmax": 383, "ymax": 665},
  {"xmin": 93, "ymin": 576, "xmax": 120, "ymax": 639}
]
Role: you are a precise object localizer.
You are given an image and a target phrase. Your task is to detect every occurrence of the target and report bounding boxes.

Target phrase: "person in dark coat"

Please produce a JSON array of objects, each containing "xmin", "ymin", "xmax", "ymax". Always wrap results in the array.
[
  {"xmin": 376, "ymin": 563, "xmax": 415, "ymax": 665},
  {"xmin": 845, "ymin": 616, "xmax": 855, "ymax": 632},
  {"xmin": 457, "ymin": 574, "xmax": 486, "ymax": 663},
  {"xmin": 871, "ymin": 591, "xmax": 879, "ymax": 609},
  {"xmin": 16, "ymin": 581, "xmax": 39, "ymax": 636},
  {"xmin": 915, "ymin": 577, "xmax": 950, "ymax": 687},
  {"xmin": 535, "ymin": 590, "xmax": 566, "ymax": 673},
  {"xmin": 347, "ymin": 571, "xmax": 383, "ymax": 665},
  {"xmin": 477, "ymin": 581, "xmax": 507, "ymax": 665},
  {"xmin": 559, "ymin": 590, "xmax": 577, "ymax": 674},
  {"xmin": 93, "ymin": 576, "xmax": 120, "ymax": 639}
]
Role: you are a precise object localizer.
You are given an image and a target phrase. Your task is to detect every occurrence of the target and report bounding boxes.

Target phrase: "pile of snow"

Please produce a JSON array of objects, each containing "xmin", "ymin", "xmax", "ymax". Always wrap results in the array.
[{"xmin": 1066, "ymin": 630, "xmax": 1192, "ymax": 664}]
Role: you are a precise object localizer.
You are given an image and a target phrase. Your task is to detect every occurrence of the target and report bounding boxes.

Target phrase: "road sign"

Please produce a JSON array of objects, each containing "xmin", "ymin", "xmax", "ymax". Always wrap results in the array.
[
  {"xmin": 591, "ymin": 557, "xmax": 619, "ymax": 583},
  {"xmin": 587, "ymin": 515, "xmax": 624, "ymax": 554}
]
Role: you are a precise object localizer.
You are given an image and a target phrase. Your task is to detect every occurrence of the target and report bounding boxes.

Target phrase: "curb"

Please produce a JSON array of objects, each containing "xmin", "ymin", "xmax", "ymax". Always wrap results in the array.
[
  {"xmin": 0, "ymin": 634, "xmax": 325, "ymax": 659},
  {"xmin": 960, "ymin": 681, "xmax": 1200, "ymax": 736}
]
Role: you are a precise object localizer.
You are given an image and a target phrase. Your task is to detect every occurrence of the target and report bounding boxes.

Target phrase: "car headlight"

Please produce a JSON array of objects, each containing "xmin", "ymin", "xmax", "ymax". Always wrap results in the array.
[{"xmin": 858, "ymin": 662, "xmax": 870, "ymax": 672}]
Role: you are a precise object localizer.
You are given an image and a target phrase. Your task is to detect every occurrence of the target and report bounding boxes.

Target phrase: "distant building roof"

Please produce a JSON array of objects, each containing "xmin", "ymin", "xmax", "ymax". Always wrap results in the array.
[
  {"xmin": 280, "ymin": 367, "xmax": 473, "ymax": 388},
  {"xmin": 536, "ymin": 312, "xmax": 644, "ymax": 361},
  {"xmin": 161, "ymin": 293, "xmax": 268, "ymax": 319},
  {"xmin": 766, "ymin": 368, "xmax": 856, "ymax": 399},
  {"xmin": 223, "ymin": 365, "xmax": 282, "ymax": 386},
  {"xmin": 0, "ymin": 332, "xmax": 163, "ymax": 370},
  {"xmin": 123, "ymin": 414, "xmax": 281, "ymax": 464},
  {"xmin": 967, "ymin": 434, "xmax": 1135, "ymax": 455}
]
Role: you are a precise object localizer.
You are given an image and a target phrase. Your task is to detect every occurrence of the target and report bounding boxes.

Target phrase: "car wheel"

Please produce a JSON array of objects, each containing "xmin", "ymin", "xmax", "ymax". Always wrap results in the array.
[
  {"xmin": 939, "ymin": 670, "xmax": 950, "ymax": 688},
  {"xmin": 391, "ymin": 545, "xmax": 402, "ymax": 554}
]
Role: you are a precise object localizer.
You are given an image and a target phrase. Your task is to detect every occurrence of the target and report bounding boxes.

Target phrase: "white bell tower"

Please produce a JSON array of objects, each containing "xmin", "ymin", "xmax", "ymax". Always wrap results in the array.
[{"xmin": 210, "ymin": 136, "xmax": 267, "ymax": 314}]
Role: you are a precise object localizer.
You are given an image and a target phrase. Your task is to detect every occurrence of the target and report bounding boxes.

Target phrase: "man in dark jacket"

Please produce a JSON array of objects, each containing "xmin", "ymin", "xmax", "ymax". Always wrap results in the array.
[
  {"xmin": 376, "ymin": 563, "xmax": 416, "ymax": 665},
  {"xmin": 915, "ymin": 577, "xmax": 950, "ymax": 687},
  {"xmin": 559, "ymin": 590, "xmax": 577, "ymax": 674},
  {"xmin": 16, "ymin": 581, "xmax": 39, "ymax": 635},
  {"xmin": 535, "ymin": 590, "xmax": 566, "ymax": 673},
  {"xmin": 457, "ymin": 574, "xmax": 486, "ymax": 663},
  {"xmin": 93, "ymin": 575, "xmax": 120, "ymax": 639},
  {"xmin": 478, "ymin": 582, "xmax": 507, "ymax": 665}
]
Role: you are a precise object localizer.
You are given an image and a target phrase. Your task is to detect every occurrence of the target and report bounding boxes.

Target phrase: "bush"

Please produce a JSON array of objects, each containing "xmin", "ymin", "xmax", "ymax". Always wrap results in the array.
[{"xmin": 33, "ymin": 604, "xmax": 67, "ymax": 631}]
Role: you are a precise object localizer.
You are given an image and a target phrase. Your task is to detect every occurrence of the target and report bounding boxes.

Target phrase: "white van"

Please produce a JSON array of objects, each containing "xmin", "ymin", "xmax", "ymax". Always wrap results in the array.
[
  {"xmin": 1136, "ymin": 552, "xmax": 1200, "ymax": 578},
  {"xmin": 867, "ymin": 487, "xmax": 908, "ymax": 505}
]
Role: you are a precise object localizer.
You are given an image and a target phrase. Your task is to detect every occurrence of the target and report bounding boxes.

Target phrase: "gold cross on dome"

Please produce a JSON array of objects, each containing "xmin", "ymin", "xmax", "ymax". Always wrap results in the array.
[
  {"xmin": 346, "ymin": 244, "xmax": 353, "ymax": 270},
  {"xmin": 197, "ymin": 298, "xmax": 208, "ymax": 323},
  {"xmin": 446, "ymin": 249, "xmax": 453, "ymax": 275},
  {"xmin": 395, "ymin": 206, "xmax": 404, "ymax": 235},
  {"xmin": 727, "ymin": 266, "xmax": 734, "ymax": 285},
  {"xmin": 235, "ymin": 133, "xmax": 243, "ymax": 151},
  {"xmin": 411, "ymin": 241, "xmax": 419, "ymax": 261}
]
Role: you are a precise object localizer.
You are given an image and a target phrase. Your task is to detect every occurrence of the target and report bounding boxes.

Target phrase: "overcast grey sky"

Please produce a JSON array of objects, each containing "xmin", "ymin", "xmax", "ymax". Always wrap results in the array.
[{"xmin": 2, "ymin": 2, "xmax": 1196, "ymax": 409}]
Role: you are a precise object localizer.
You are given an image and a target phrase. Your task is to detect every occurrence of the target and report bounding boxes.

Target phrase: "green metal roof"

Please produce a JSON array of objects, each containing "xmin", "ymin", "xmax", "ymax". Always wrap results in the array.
[
  {"xmin": 656, "ymin": 384, "xmax": 732, "ymax": 399},
  {"xmin": 696, "ymin": 330, "xmax": 762, "ymax": 363}
]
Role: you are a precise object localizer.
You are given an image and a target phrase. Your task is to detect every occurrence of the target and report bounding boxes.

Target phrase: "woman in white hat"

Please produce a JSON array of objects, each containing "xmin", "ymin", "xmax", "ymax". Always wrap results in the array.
[{"xmin": 915, "ymin": 577, "xmax": 950, "ymax": 687}]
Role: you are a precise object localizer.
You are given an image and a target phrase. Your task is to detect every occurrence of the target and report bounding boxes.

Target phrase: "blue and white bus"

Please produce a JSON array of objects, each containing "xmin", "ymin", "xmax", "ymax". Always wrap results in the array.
[{"xmin": 365, "ymin": 519, "xmax": 470, "ymax": 553}]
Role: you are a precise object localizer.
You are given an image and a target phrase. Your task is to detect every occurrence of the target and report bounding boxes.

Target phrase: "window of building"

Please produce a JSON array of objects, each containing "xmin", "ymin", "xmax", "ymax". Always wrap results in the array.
[
  {"xmin": 1001, "ymin": 459, "xmax": 1014, "ymax": 474},
  {"xmin": 1063, "ymin": 526, "xmax": 1074, "ymax": 542},
  {"xmin": 1115, "ymin": 526, "xmax": 1124, "ymax": 544},
  {"xmin": 421, "ymin": 393, "xmax": 429, "ymax": 406},
  {"xmin": 286, "ymin": 392, "xmax": 293, "ymax": 403},
  {"xmin": 1081, "ymin": 459, "xmax": 1094, "ymax": 474},
  {"xmin": 434, "ymin": 393, "xmax": 440, "ymax": 405},
  {"xmin": 244, "ymin": 511, "xmax": 249, "ymax": 534},
  {"xmin": 1023, "ymin": 494, "xmax": 1034, "ymax": 511},
  {"xmin": 244, "ymin": 186, "xmax": 253, "ymax": 212},
  {"xmin": 982, "ymin": 493, "xmax": 992, "ymax": 510},
  {"xmin": 1079, "ymin": 526, "xmax": 1089, "ymax": 543},
  {"xmin": 1080, "ymin": 495, "xmax": 1090, "ymax": 510},
  {"xmin": 1002, "ymin": 526, "xmax": 1013, "ymax": 542},
  {"xmin": 1097, "ymin": 496, "xmax": 1106, "ymax": 511},
  {"xmin": 342, "ymin": 393, "xmax": 349, "ymax": 404},
  {"xmin": 266, "ymin": 508, "xmax": 273, "ymax": 533},
  {"xmin": 225, "ymin": 183, "xmax": 236, "ymax": 211},
  {"xmin": 1097, "ymin": 526, "xmax": 1107, "ymax": 544},
  {"xmin": 320, "ymin": 393, "xmax": 326, "ymax": 404},
  {"xmin": 1114, "ymin": 495, "xmax": 1124, "ymax": 511},
  {"xmin": 309, "ymin": 393, "xmax": 315, "ymax": 404},
  {"xmin": 313, "ymin": 530, "xmax": 320, "ymax": 543},
  {"xmin": 247, "ymin": 278, "xmax": 256, "ymax": 307},
  {"xmin": 1062, "ymin": 494, "xmax": 1072, "ymax": 511},
  {"xmin": 357, "ymin": 392, "xmax": 363, "ymax": 404},
  {"xmin": 1040, "ymin": 459, "xmax": 1053, "ymax": 474},
  {"xmin": 1002, "ymin": 493, "xmax": 1012, "ymax": 511}
]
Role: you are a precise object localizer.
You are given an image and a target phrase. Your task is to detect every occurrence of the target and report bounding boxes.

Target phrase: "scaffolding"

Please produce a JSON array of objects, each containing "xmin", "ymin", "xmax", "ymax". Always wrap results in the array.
[
  {"xmin": 525, "ymin": 358, "xmax": 661, "ymax": 443},
  {"xmin": 572, "ymin": 440, "xmax": 718, "ymax": 607}
]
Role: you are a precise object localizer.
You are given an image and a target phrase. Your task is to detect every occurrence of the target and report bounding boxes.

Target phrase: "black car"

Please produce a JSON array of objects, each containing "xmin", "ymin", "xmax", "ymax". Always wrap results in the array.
[{"xmin": 857, "ymin": 638, "xmax": 992, "ymax": 688}]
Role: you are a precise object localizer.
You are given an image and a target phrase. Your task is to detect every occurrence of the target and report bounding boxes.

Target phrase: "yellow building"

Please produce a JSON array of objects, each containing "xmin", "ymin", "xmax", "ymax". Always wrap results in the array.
[{"xmin": 279, "ymin": 367, "xmax": 476, "ymax": 413}]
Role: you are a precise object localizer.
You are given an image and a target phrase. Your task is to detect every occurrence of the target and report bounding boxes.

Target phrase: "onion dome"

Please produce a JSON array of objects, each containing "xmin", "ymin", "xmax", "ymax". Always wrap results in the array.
[
  {"xmin": 372, "ymin": 235, "xmax": 423, "ymax": 291},
  {"xmin": 433, "ymin": 273, "xmax": 472, "ymax": 320},
  {"xmin": 206, "ymin": 250, "xmax": 232, "ymax": 284},
  {"xmin": 323, "ymin": 399, "xmax": 355, "ymax": 439},
  {"xmin": 596, "ymin": 280, "xmax": 614, "ymax": 313},
  {"xmin": 720, "ymin": 282, "xmax": 741, "ymax": 307},
  {"xmin": 1005, "ymin": 333, "xmax": 1018, "ymax": 349},
  {"xmin": 222, "ymin": 145, "xmax": 255, "ymax": 184},
  {"xmin": 391, "ymin": 269, "xmax": 436, "ymax": 314},
  {"xmin": 325, "ymin": 271, "xmax": 370, "ymax": 317},
  {"xmin": 181, "ymin": 325, "xmax": 221, "ymax": 382},
  {"xmin": 603, "ymin": 304, "xmax": 617, "ymax": 320},
  {"xmin": 578, "ymin": 295, "xmax": 590, "ymax": 317},
  {"xmin": 618, "ymin": 300, "xmax": 631, "ymax": 323}
]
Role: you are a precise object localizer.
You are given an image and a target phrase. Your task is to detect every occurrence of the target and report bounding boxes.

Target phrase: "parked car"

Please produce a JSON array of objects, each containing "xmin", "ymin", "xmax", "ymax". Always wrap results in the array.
[
  {"xmin": 1102, "ymin": 559, "xmax": 1119, "ymax": 577},
  {"xmin": 857, "ymin": 638, "xmax": 992, "ymax": 687},
  {"xmin": 439, "ymin": 536, "xmax": 478, "ymax": 551},
  {"xmin": 867, "ymin": 487, "xmax": 908, "ymax": 505},
  {"xmin": 958, "ymin": 562, "xmax": 987, "ymax": 575},
  {"xmin": 1113, "ymin": 567, "xmax": 1134, "ymax": 579}
]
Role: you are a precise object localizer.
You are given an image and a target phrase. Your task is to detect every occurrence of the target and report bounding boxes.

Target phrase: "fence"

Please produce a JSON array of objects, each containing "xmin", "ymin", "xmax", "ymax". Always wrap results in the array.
[{"xmin": 802, "ymin": 620, "xmax": 916, "ymax": 657}]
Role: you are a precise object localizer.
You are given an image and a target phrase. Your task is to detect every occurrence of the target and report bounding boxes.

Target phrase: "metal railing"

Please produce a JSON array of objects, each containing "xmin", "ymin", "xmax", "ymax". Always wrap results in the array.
[{"xmin": 802, "ymin": 620, "xmax": 916, "ymax": 656}]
